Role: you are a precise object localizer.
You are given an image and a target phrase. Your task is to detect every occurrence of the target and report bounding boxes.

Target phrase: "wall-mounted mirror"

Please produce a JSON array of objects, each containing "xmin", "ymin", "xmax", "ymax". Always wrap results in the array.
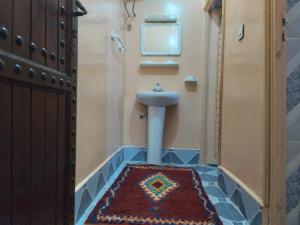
[{"xmin": 140, "ymin": 23, "xmax": 182, "ymax": 56}]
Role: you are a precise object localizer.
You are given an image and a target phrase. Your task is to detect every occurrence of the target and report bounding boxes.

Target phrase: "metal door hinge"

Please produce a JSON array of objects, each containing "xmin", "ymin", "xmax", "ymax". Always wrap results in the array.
[
  {"xmin": 282, "ymin": 32, "xmax": 285, "ymax": 42},
  {"xmin": 282, "ymin": 18, "xmax": 286, "ymax": 26}
]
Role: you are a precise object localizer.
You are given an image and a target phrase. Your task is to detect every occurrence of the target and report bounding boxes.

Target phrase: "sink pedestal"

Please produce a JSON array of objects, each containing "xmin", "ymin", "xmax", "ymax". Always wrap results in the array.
[
  {"xmin": 147, "ymin": 106, "xmax": 166, "ymax": 164},
  {"xmin": 136, "ymin": 90, "xmax": 179, "ymax": 165}
]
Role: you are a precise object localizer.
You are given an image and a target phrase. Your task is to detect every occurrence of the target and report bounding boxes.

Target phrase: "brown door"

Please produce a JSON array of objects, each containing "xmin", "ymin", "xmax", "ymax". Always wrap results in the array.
[{"xmin": 0, "ymin": 0, "xmax": 85, "ymax": 224}]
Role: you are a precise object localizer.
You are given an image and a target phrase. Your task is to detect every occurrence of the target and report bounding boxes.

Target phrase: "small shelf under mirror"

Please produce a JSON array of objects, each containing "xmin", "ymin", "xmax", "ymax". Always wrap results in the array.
[{"xmin": 139, "ymin": 60, "xmax": 179, "ymax": 68}]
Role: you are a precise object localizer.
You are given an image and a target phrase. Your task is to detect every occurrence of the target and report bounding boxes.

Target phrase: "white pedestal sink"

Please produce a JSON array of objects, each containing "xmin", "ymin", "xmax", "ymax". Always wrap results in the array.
[{"xmin": 136, "ymin": 89, "xmax": 179, "ymax": 165}]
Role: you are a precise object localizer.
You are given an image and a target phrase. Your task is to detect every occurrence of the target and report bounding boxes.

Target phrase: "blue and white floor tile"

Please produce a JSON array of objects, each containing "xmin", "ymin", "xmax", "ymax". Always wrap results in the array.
[{"xmin": 195, "ymin": 165, "xmax": 250, "ymax": 225}]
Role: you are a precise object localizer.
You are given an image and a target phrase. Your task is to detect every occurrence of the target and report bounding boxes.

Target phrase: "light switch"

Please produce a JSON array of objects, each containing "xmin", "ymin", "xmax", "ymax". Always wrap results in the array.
[{"xmin": 238, "ymin": 24, "xmax": 245, "ymax": 41}]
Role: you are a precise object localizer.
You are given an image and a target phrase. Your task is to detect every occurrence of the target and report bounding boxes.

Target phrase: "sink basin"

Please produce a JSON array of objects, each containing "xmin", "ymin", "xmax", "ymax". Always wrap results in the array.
[
  {"xmin": 136, "ymin": 91, "xmax": 179, "ymax": 107},
  {"xmin": 136, "ymin": 87, "xmax": 180, "ymax": 165}
]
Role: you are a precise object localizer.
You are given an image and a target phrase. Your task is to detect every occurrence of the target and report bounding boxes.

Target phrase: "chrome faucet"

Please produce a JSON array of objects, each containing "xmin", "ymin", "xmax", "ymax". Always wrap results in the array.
[{"xmin": 152, "ymin": 83, "xmax": 164, "ymax": 92}]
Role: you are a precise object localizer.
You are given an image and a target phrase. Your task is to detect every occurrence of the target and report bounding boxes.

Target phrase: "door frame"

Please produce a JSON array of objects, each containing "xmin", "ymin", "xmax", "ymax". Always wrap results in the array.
[
  {"xmin": 263, "ymin": 0, "xmax": 286, "ymax": 224},
  {"xmin": 201, "ymin": 3, "xmax": 223, "ymax": 165}
]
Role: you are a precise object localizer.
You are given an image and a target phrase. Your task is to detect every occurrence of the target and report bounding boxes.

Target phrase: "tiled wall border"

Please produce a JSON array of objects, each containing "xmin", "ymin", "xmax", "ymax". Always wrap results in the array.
[
  {"xmin": 75, "ymin": 148, "xmax": 125, "ymax": 224},
  {"xmin": 218, "ymin": 168, "xmax": 262, "ymax": 225}
]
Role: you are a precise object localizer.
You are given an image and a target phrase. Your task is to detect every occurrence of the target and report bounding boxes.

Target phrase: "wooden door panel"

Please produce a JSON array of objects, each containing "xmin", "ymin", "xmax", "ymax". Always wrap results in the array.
[
  {"xmin": 30, "ymin": 89, "xmax": 46, "ymax": 225},
  {"xmin": 12, "ymin": 0, "xmax": 31, "ymax": 58},
  {"xmin": 46, "ymin": 0, "xmax": 59, "ymax": 70},
  {"xmin": 31, "ymin": 0, "xmax": 47, "ymax": 64},
  {"xmin": 57, "ymin": 94, "xmax": 67, "ymax": 225},
  {"xmin": 0, "ymin": 0, "xmax": 13, "ymax": 51},
  {"xmin": 58, "ymin": 0, "xmax": 68, "ymax": 72},
  {"xmin": 0, "ymin": 0, "xmax": 81, "ymax": 223},
  {"xmin": 45, "ymin": 92, "xmax": 58, "ymax": 225},
  {"xmin": 0, "ymin": 82, "xmax": 12, "ymax": 225},
  {"xmin": 12, "ymin": 86, "xmax": 31, "ymax": 225}
]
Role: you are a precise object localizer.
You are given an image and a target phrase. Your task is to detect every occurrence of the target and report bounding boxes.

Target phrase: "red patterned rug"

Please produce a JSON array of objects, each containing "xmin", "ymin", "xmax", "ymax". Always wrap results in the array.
[{"xmin": 85, "ymin": 164, "xmax": 223, "ymax": 225}]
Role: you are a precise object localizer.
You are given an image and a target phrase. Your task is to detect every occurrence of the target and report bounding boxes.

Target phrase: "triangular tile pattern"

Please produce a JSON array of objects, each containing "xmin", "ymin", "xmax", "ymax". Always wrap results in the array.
[
  {"xmin": 218, "ymin": 174, "xmax": 228, "ymax": 195},
  {"xmin": 101, "ymin": 163, "xmax": 110, "ymax": 183},
  {"xmin": 76, "ymin": 186, "xmax": 93, "ymax": 222},
  {"xmin": 287, "ymin": 0, "xmax": 300, "ymax": 12},
  {"xmin": 206, "ymin": 168, "xmax": 218, "ymax": 177},
  {"xmin": 96, "ymin": 172, "xmax": 106, "ymax": 194},
  {"xmin": 287, "ymin": 66, "xmax": 300, "ymax": 112},
  {"xmin": 111, "ymin": 154, "xmax": 118, "ymax": 171},
  {"xmin": 196, "ymin": 165, "xmax": 216, "ymax": 173},
  {"xmin": 75, "ymin": 187, "xmax": 83, "ymax": 221},
  {"xmin": 131, "ymin": 151, "xmax": 144, "ymax": 162},
  {"xmin": 75, "ymin": 148, "xmax": 126, "ymax": 223},
  {"xmin": 200, "ymin": 174, "xmax": 218, "ymax": 183},
  {"xmin": 214, "ymin": 202, "xmax": 236, "ymax": 221},
  {"xmin": 286, "ymin": 166, "xmax": 300, "ymax": 213},
  {"xmin": 188, "ymin": 154, "xmax": 200, "ymax": 164},
  {"xmin": 116, "ymin": 156, "xmax": 122, "ymax": 169},
  {"xmin": 204, "ymin": 186, "xmax": 226, "ymax": 198},
  {"xmin": 286, "ymin": 4, "xmax": 300, "ymax": 220},
  {"xmin": 222, "ymin": 172, "xmax": 237, "ymax": 197},
  {"xmin": 216, "ymin": 171, "xmax": 262, "ymax": 225},
  {"xmin": 86, "ymin": 171, "xmax": 100, "ymax": 199},
  {"xmin": 108, "ymin": 163, "xmax": 115, "ymax": 180},
  {"xmin": 230, "ymin": 188, "xmax": 248, "ymax": 220},
  {"xmin": 125, "ymin": 147, "xmax": 200, "ymax": 165},
  {"xmin": 250, "ymin": 211, "xmax": 262, "ymax": 225},
  {"xmin": 173, "ymin": 149, "xmax": 199, "ymax": 164},
  {"xmin": 124, "ymin": 147, "xmax": 140, "ymax": 161},
  {"xmin": 240, "ymin": 187, "xmax": 261, "ymax": 221},
  {"xmin": 142, "ymin": 151, "xmax": 147, "ymax": 161},
  {"xmin": 162, "ymin": 152, "xmax": 172, "ymax": 164},
  {"xmin": 162, "ymin": 149, "xmax": 169, "ymax": 158},
  {"xmin": 226, "ymin": 203, "xmax": 245, "ymax": 221},
  {"xmin": 170, "ymin": 152, "xmax": 184, "ymax": 164}
]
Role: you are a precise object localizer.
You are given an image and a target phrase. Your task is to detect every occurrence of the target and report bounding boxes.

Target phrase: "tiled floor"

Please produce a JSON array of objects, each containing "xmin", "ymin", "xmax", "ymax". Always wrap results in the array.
[
  {"xmin": 164, "ymin": 163, "xmax": 249, "ymax": 225},
  {"xmin": 77, "ymin": 161, "xmax": 250, "ymax": 225}
]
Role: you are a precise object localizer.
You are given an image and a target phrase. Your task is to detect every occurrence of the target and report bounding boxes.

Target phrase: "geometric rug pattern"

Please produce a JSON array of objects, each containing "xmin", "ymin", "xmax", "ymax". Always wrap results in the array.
[{"xmin": 139, "ymin": 172, "xmax": 179, "ymax": 202}]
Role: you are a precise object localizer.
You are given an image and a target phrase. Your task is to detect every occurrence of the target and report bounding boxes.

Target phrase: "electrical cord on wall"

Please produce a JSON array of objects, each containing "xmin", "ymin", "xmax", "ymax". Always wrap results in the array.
[
  {"xmin": 124, "ymin": 0, "xmax": 136, "ymax": 31},
  {"xmin": 124, "ymin": 0, "xmax": 136, "ymax": 17},
  {"xmin": 132, "ymin": 0, "xmax": 136, "ymax": 17},
  {"xmin": 124, "ymin": 1, "xmax": 131, "ymax": 17}
]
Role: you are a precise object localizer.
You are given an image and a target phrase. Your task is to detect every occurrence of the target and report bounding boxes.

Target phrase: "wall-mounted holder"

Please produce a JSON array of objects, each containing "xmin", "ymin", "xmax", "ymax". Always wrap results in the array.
[
  {"xmin": 140, "ymin": 60, "xmax": 179, "ymax": 68},
  {"xmin": 111, "ymin": 31, "xmax": 127, "ymax": 52},
  {"xmin": 184, "ymin": 75, "xmax": 198, "ymax": 84}
]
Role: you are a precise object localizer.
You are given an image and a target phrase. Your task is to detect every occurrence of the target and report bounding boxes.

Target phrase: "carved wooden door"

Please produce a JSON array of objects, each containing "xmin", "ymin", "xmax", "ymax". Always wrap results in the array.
[{"xmin": 0, "ymin": 0, "xmax": 86, "ymax": 224}]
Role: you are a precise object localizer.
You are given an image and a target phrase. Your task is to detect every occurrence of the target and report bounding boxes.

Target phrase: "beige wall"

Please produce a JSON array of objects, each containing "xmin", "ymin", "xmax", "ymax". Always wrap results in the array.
[
  {"xmin": 123, "ymin": 0, "xmax": 206, "ymax": 150},
  {"xmin": 221, "ymin": 0, "xmax": 267, "ymax": 200},
  {"xmin": 76, "ymin": 0, "xmax": 125, "ymax": 185}
]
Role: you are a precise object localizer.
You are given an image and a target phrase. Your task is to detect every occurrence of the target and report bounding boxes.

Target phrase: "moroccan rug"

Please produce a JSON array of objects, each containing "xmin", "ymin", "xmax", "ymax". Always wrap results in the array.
[{"xmin": 85, "ymin": 164, "xmax": 223, "ymax": 225}]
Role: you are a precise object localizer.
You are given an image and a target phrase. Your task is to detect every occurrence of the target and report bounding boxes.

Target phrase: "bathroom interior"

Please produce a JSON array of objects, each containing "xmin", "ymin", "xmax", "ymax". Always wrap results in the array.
[
  {"xmin": 0, "ymin": 0, "xmax": 297, "ymax": 224},
  {"xmin": 73, "ymin": 0, "xmax": 292, "ymax": 224}
]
